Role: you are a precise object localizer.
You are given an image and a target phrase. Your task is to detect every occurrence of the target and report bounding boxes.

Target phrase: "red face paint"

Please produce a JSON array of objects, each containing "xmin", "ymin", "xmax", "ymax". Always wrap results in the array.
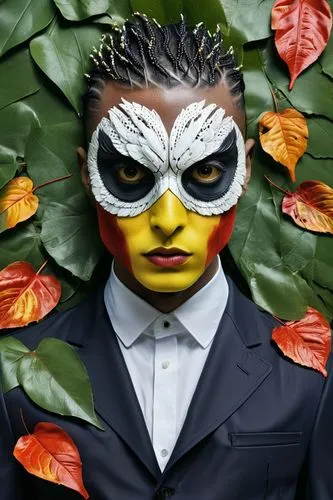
[
  {"xmin": 205, "ymin": 205, "xmax": 237, "ymax": 265},
  {"xmin": 96, "ymin": 205, "xmax": 132, "ymax": 271}
]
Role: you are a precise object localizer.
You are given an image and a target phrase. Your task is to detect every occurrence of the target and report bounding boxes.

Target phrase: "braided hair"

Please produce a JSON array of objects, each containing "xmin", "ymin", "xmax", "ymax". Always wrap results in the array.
[{"xmin": 83, "ymin": 14, "xmax": 245, "ymax": 126}]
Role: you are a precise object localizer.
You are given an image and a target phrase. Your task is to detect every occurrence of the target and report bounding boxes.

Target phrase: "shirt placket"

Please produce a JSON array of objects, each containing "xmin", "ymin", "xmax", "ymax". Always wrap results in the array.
[{"xmin": 152, "ymin": 326, "xmax": 178, "ymax": 471}]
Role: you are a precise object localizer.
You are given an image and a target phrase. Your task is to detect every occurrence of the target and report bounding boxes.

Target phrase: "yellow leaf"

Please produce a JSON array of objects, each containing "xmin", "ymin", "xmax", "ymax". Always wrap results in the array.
[
  {"xmin": 0, "ymin": 177, "xmax": 39, "ymax": 233},
  {"xmin": 259, "ymin": 108, "xmax": 308, "ymax": 181}
]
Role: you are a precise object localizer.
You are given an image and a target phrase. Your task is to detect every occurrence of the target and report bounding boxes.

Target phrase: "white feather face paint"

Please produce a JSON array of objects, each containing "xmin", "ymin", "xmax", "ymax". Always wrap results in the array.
[{"xmin": 88, "ymin": 99, "xmax": 246, "ymax": 217}]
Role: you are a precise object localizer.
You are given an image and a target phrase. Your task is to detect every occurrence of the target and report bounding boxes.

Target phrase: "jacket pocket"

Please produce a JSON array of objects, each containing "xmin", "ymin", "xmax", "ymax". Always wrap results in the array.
[{"xmin": 230, "ymin": 431, "xmax": 302, "ymax": 448}]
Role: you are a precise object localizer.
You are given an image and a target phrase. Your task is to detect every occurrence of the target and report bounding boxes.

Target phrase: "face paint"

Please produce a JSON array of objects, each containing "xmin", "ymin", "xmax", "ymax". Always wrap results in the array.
[{"xmin": 87, "ymin": 100, "xmax": 245, "ymax": 292}]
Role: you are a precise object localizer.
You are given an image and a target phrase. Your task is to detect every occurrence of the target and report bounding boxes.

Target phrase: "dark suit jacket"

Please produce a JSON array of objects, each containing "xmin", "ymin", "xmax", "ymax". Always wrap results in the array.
[{"xmin": 0, "ymin": 278, "xmax": 332, "ymax": 500}]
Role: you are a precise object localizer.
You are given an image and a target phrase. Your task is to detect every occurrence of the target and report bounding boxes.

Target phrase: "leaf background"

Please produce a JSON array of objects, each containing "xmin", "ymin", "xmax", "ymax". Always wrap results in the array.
[{"xmin": 0, "ymin": 0, "xmax": 332, "ymax": 321}]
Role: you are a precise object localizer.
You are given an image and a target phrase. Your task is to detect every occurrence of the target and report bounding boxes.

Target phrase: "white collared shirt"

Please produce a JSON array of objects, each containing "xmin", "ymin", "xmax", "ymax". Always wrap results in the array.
[{"xmin": 104, "ymin": 257, "xmax": 228, "ymax": 471}]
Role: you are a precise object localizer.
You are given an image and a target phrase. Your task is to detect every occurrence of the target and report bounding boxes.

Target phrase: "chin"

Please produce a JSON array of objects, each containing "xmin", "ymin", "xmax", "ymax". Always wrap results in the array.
[{"xmin": 135, "ymin": 271, "xmax": 202, "ymax": 293}]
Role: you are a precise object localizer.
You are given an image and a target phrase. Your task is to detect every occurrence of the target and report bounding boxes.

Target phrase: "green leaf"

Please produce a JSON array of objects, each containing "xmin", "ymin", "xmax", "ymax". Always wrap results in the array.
[
  {"xmin": 54, "ymin": 0, "xmax": 109, "ymax": 21},
  {"xmin": 30, "ymin": 21, "xmax": 103, "ymax": 114},
  {"xmin": 306, "ymin": 117, "xmax": 333, "ymax": 159},
  {"xmin": 0, "ymin": 48, "xmax": 39, "ymax": 112},
  {"xmin": 264, "ymin": 40, "xmax": 333, "ymax": 122},
  {"xmin": 104, "ymin": 0, "xmax": 133, "ymax": 25},
  {"xmin": 0, "ymin": 222, "xmax": 44, "ymax": 270},
  {"xmin": 221, "ymin": 0, "xmax": 274, "ymax": 44},
  {"xmin": 16, "ymin": 337, "xmax": 103, "ymax": 429},
  {"xmin": 0, "ymin": 337, "xmax": 29, "ymax": 393},
  {"xmin": 41, "ymin": 202, "xmax": 103, "ymax": 281},
  {"xmin": 243, "ymin": 46, "xmax": 274, "ymax": 138},
  {"xmin": 130, "ymin": 0, "xmax": 183, "ymax": 24},
  {"xmin": 183, "ymin": 0, "xmax": 227, "ymax": 32},
  {"xmin": 0, "ymin": 0, "xmax": 56, "ymax": 57},
  {"xmin": 229, "ymin": 146, "xmax": 321, "ymax": 320},
  {"xmin": 320, "ymin": 31, "xmax": 333, "ymax": 80}
]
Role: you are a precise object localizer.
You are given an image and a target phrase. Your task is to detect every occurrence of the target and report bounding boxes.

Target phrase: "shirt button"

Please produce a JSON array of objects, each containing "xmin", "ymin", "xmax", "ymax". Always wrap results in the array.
[
  {"xmin": 161, "ymin": 361, "xmax": 170, "ymax": 369},
  {"xmin": 161, "ymin": 449, "xmax": 169, "ymax": 458},
  {"xmin": 163, "ymin": 321, "xmax": 170, "ymax": 328}
]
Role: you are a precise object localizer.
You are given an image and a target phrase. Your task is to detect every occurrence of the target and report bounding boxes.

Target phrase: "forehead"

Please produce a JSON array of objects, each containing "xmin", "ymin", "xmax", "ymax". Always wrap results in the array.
[{"xmin": 87, "ymin": 82, "xmax": 245, "ymax": 139}]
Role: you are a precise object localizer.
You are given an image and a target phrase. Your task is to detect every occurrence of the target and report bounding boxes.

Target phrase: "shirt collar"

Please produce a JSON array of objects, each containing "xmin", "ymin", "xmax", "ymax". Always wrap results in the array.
[{"xmin": 104, "ymin": 257, "xmax": 228, "ymax": 349}]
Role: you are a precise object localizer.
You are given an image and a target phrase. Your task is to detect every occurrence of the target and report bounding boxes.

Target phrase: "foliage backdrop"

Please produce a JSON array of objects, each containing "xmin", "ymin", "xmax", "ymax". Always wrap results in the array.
[{"xmin": 0, "ymin": 0, "xmax": 332, "ymax": 323}]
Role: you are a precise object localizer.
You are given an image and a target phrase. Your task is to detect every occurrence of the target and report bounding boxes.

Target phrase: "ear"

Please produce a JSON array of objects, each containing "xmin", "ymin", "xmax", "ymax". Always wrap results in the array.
[
  {"xmin": 242, "ymin": 138, "xmax": 255, "ymax": 194},
  {"xmin": 77, "ymin": 147, "xmax": 94, "ymax": 202}
]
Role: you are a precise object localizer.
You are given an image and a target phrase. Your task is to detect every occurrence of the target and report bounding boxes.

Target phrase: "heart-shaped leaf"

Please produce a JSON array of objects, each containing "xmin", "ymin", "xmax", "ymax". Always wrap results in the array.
[
  {"xmin": 14, "ymin": 422, "xmax": 89, "ymax": 499},
  {"xmin": 259, "ymin": 108, "xmax": 308, "ymax": 181},
  {"xmin": 272, "ymin": 0, "xmax": 333, "ymax": 89},
  {"xmin": 0, "ymin": 336, "xmax": 102, "ymax": 429},
  {"xmin": 17, "ymin": 338, "xmax": 102, "ymax": 429},
  {"xmin": 282, "ymin": 180, "xmax": 333, "ymax": 234},
  {"xmin": 0, "ymin": 261, "xmax": 61, "ymax": 328},
  {"xmin": 272, "ymin": 306, "xmax": 331, "ymax": 376},
  {"xmin": 0, "ymin": 177, "xmax": 39, "ymax": 233}
]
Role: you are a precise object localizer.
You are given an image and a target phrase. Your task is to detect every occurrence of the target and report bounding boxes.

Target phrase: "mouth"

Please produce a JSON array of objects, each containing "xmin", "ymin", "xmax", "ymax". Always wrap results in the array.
[{"xmin": 143, "ymin": 247, "xmax": 192, "ymax": 268}]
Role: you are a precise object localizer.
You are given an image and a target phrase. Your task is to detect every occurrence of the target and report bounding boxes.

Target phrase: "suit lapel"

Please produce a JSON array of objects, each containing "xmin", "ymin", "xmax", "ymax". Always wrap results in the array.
[
  {"xmin": 165, "ymin": 282, "xmax": 272, "ymax": 472},
  {"xmin": 73, "ymin": 297, "xmax": 160, "ymax": 479}
]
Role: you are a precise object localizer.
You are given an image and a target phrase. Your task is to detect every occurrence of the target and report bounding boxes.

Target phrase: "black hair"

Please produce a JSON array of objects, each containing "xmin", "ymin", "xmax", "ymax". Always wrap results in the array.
[{"xmin": 83, "ymin": 14, "xmax": 245, "ymax": 127}]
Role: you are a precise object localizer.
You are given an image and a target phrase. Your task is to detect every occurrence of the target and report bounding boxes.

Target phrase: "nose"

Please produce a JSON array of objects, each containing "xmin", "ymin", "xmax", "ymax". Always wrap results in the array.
[{"xmin": 149, "ymin": 190, "xmax": 188, "ymax": 238}]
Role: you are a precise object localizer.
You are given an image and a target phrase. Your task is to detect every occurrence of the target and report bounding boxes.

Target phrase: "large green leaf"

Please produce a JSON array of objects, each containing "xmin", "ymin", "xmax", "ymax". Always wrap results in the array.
[
  {"xmin": 0, "ymin": 336, "xmax": 102, "ymax": 428},
  {"xmin": 41, "ymin": 202, "xmax": 103, "ymax": 281},
  {"xmin": 306, "ymin": 117, "xmax": 333, "ymax": 159},
  {"xmin": 54, "ymin": 0, "xmax": 108, "ymax": 21},
  {"xmin": 221, "ymin": 0, "xmax": 274, "ymax": 44},
  {"xmin": 0, "ymin": 101, "xmax": 40, "ymax": 188},
  {"xmin": 229, "ymin": 146, "xmax": 322, "ymax": 320},
  {"xmin": 105, "ymin": 0, "xmax": 132, "ymax": 24},
  {"xmin": 0, "ymin": 0, "xmax": 56, "ymax": 57},
  {"xmin": 0, "ymin": 222, "xmax": 43, "ymax": 270},
  {"xmin": 320, "ymin": 30, "xmax": 333, "ymax": 80},
  {"xmin": 264, "ymin": 40, "xmax": 333, "ymax": 122},
  {"xmin": 0, "ymin": 337, "xmax": 29, "ymax": 392},
  {"xmin": 183, "ymin": 0, "xmax": 226, "ymax": 31},
  {"xmin": 30, "ymin": 21, "xmax": 103, "ymax": 114},
  {"xmin": 130, "ymin": 0, "xmax": 183, "ymax": 24},
  {"xmin": 0, "ymin": 48, "xmax": 39, "ymax": 111},
  {"xmin": 243, "ymin": 46, "xmax": 274, "ymax": 138}
]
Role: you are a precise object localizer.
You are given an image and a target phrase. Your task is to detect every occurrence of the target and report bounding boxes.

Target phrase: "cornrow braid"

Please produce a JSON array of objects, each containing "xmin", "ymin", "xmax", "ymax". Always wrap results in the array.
[{"xmin": 83, "ymin": 13, "xmax": 245, "ymax": 122}]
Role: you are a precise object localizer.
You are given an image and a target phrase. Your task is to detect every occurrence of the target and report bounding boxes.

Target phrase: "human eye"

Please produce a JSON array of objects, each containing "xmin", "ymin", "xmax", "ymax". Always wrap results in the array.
[
  {"xmin": 190, "ymin": 162, "xmax": 223, "ymax": 184},
  {"xmin": 116, "ymin": 163, "xmax": 148, "ymax": 184}
]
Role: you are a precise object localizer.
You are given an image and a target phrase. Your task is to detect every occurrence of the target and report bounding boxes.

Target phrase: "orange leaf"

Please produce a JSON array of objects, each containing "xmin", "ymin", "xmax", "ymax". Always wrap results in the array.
[
  {"xmin": 0, "ymin": 177, "xmax": 39, "ymax": 233},
  {"xmin": 259, "ymin": 108, "xmax": 308, "ymax": 181},
  {"xmin": 272, "ymin": 0, "xmax": 332, "ymax": 89},
  {"xmin": 282, "ymin": 180, "xmax": 333, "ymax": 233},
  {"xmin": 14, "ymin": 422, "xmax": 89, "ymax": 499},
  {"xmin": 0, "ymin": 261, "xmax": 61, "ymax": 329},
  {"xmin": 272, "ymin": 307, "xmax": 331, "ymax": 377}
]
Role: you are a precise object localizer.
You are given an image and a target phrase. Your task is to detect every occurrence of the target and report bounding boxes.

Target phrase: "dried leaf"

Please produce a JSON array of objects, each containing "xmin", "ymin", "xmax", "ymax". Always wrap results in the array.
[
  {"xmin": 272, "ymin": 0, "xmax": 333, "ymax": 89},
  {"xmin": 272, "ymin": 307, "xmax": 331, "ymax": 377},
  {"xmin": 282, "ymin": 180, "xmax": 333, "ymax": 234},
  {"xmin": 14, "ymin": 422, "xmax": 89, "ymax": 499},
  {"xmin": 0, "ymin": 261, "xmax": 61, "ymax": 328},
  {"xmin": 0, "ymin": 177, "xmax": 39, "ymax": 233},
  {"xmin": 259, "ymin": 108, "xmax": 308, "ymax": 181}
]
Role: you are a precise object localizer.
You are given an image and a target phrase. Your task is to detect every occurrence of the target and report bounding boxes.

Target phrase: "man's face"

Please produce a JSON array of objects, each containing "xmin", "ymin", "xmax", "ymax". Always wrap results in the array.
[{"xmin": 82, "ymin": 84, "xmax": 253, "ymax": 292}]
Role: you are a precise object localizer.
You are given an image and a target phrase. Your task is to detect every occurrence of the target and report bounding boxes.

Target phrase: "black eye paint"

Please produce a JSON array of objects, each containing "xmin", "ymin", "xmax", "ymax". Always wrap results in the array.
[
  {"xmin": 181, "ymin": 129, "xmax": 238, "ymax": 202},
  {"xmin": 97, "ymin": 129, "xmax": 155, "ymax": 202}
]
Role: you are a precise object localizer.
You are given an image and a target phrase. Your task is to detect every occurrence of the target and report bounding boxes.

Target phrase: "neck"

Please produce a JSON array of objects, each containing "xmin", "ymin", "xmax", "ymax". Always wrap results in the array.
[{"xmin": 113, "ymin": 257, "xmax": 219, "ymax": 313}]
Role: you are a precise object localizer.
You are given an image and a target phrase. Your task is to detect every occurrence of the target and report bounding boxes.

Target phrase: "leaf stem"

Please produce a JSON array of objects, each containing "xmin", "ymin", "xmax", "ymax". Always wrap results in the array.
[
  {"xmin": 33, "ymin": 174, "xmax": 72, "ymax": 193},
  {"xmin": 265, "ymin": 176, "xmax": 290, "ymax": 195},
  {"xmin": 20, "ymin": 409, "xmax": 30, "ymax": 435},
  {"xmin": 36, "ymin": 260, "xmax": 49, "ymax": 275}
]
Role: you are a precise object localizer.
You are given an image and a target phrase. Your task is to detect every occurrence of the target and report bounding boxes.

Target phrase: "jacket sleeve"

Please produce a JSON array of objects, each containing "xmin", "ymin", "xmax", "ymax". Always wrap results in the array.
[
  {"xmin": 0, "ymin": 387, "xmax": 28, "ymax": 498},
  {"xmin": 299, "ymin": 355, "xmax": 333, "ymax": 499}
]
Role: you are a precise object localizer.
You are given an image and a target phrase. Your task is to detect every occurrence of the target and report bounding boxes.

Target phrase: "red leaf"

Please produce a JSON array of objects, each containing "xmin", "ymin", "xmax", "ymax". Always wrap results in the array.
[
  {"xmin": 272, "ymin": 307, "xmax": 331, "ymax": 377},
  {"xmin": 0, "ymin": 261, "xmax": 61, "ymax": 329},
  {"xmin": 14, "ymin": 422, "xmax": 89, "ymax": 499},
  {"xmin": 272, "ymin": 0, "xmax": 332, "ymax": 89},
  {"xmin": 282, "ymin": 180, "xmax": 333, "ymax": 233}
]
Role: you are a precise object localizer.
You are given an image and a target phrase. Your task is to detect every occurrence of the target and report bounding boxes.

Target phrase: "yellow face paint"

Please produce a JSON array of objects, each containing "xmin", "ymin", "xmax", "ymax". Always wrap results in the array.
[{"xmin": 115, "ymin": 190, "xmax": 223, "ymax": 292}]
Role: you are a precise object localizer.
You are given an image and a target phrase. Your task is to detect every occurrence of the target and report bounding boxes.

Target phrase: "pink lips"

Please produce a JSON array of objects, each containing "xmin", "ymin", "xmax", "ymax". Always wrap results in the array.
[{"xmin": 144, "ymin": 247, "xmax": 191, "ymax": 268}]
